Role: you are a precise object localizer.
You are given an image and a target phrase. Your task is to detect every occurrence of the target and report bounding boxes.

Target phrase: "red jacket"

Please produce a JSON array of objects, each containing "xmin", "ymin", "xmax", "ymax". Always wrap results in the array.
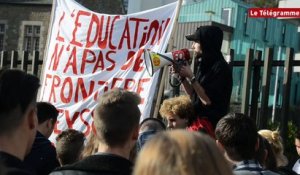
[{"xmin": 187, "ymin": 117, "xmax": 215, "ymax": 138}]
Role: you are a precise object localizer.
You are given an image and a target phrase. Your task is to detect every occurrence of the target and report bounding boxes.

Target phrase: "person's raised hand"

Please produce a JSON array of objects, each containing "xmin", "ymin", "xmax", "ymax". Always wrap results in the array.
[{"xmin": 179, "ymin": 64, "xmax": 193, "ymax": 79}]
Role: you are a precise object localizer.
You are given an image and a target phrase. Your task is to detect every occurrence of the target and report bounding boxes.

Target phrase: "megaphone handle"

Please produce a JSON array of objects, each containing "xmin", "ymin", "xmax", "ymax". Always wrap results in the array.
[{"xmin": 169, "ymin": 75, "xmax": 185, "ymax": 88}]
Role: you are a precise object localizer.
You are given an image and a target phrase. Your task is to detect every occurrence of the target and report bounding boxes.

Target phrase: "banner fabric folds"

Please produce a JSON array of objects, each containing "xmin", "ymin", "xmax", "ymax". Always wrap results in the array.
[{"xmin": 39, "ymin": 0, "xmax": 178, "ymax": 141}]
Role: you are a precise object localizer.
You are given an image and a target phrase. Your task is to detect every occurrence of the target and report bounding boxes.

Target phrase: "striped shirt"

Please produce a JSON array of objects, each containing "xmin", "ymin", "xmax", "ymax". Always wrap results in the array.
[{"xmin": 234, "ymin": 160, "xmax": 279, "ymax": 175}]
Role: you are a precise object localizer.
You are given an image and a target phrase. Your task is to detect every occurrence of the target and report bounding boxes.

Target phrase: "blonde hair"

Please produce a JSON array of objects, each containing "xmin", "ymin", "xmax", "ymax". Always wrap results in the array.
[
  {"xmin": 258, "ymin": 129, "xmax": 288, "ymax": 167},
  {"xmin": 81, "ymin": 132, "xmax": 99, "ymax": 158},
  {"xmin": 159, "ymin": 95, "xmax": 195, "ymax": 124},
  {"xmin": 133, "ymin": 130, "xmax": 233, "ymax": 175}
]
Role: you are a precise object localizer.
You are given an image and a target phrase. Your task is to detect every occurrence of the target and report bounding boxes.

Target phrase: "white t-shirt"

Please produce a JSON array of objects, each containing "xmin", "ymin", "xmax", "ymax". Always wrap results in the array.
[{"xmin": 293, "ymin": 159, "xmax": 300, "ymax": 174}]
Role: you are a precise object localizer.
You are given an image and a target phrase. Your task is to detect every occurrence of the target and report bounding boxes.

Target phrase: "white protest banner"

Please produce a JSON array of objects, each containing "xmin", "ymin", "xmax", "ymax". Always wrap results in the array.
[{"xmin": 39, "ymin": 0, "xmax": 178, "ymax": 141}]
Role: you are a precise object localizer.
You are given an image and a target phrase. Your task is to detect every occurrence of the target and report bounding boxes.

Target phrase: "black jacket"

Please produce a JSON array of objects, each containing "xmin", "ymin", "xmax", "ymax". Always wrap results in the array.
[
  {"xmin": 192, "ymin": 26, "xmax": 233, "ymax": 128},
  {"xmin": 49, "ymin": 154, "xmax": 133, "ymax": 175},
  {"xmin": 0, "ymin": 151, "xmax": 33, "ymax": 175},
  {"xmin": 23, "ymin": 131, "xmax": 60, "ymax": 175}
]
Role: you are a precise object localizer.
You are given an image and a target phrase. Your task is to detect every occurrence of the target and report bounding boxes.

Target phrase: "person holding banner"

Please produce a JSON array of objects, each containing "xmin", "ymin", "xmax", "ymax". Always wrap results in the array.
[{"xmin": 175, "ymin": 26, "xmax": 232, "ymax": 133}]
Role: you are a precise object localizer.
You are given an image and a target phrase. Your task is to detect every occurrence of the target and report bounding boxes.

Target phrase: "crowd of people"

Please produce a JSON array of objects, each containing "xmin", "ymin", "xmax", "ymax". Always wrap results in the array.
[{"xmin": 1, "ymin": 25, "xmax": 300, "ymax": 175}]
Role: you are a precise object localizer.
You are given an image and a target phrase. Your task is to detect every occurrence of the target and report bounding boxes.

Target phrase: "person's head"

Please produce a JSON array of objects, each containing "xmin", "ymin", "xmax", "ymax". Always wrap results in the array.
[
  {"xmin": 159, "ymin": 95, "xmax": 195, "ymax": 129},
  {"xmin": 56, "ymin": 129, "xmax": 85, "ymax": 166},
  {"xmin": 139, "ymin": 117, "xmax": 166, "ymax": 133},
  {"xmin": 295, "ymin": 129, "xmax": 300, "ymax": 156},
  {"xmin": 137, "ymin": 118, "xmax": 166, "ymax": 151},
  {"xmin": 186, "ymin": 25, "xmax": 223, "ymax": 57},
  {"xmin": 93, "ymin": 88, "xmax": 141, "ymax": 157},
  {"xmin": 81, "ymin": 132, "xmax": 99, "ymax": 158},
  {"xmin": 215, "ymin": 113, "xmax": 258, "ymax": 162},
  {"xmin": 258, "ymin": 129, "xmax": 288, "ymax": 167},
  {"xmin": 36, "ymin": 102, "xmax": 59, "ymax": 138},
  {"xmin": 133, "ymin": 130, "xmax": 233, "ymax": 175},
  {"xmin": 255, "ymin": 134, "xmax": 277, "ymax": 171},
  {"xmin": 0, "ymin": 69, "xmax": 40, "ymax": 159}
]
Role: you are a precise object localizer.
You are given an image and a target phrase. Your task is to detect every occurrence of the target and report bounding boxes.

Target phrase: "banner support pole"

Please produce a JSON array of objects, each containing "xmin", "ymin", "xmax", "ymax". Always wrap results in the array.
[{"xmin": 151, "ymin": 0, "xmax": 183, "ymax": 118}]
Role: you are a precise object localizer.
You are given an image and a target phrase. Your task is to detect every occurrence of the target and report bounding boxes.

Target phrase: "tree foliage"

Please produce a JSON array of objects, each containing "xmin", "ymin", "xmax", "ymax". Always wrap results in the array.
[{"xmin": 245, "ymin": 0, "xmax": 279, "ymax": 8}]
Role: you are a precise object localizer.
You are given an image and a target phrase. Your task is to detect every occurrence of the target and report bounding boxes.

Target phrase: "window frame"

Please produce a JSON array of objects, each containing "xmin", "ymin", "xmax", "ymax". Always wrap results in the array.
[
  {"xmin": 23, "ymin": 24, "xmax": 41, "ymax": 52},
  {"xmin": 221, "ymin": 8, "xmax": 232, "ymax": 26},
  {"xmin": 0, "ymin": 23, "xmax": 6, "ymax": 51}
]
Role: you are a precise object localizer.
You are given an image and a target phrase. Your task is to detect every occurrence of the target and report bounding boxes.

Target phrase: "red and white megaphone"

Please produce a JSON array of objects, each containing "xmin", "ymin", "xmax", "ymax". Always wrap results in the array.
[{"xmin": 144, "ymin": 48, "xmax": 194, "ymax": 76}]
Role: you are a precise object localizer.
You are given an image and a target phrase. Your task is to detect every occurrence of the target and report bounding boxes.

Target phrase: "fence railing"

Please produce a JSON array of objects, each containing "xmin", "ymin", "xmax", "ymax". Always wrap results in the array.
[
  {"xmin": 228, "ymin": 47, "xmax": 300, "ymax": 146},
  {"xmin": 0, "ymin": 50, "xmax": 43, "ymax": 76},
  {"xmin": 1, "ymin": 48, "xmax": 300, "ymax": 146}
]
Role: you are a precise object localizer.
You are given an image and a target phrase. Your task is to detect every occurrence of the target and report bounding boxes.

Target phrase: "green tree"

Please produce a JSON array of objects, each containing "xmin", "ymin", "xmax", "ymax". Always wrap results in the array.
[
  {"xmin": 245, "ymin": 0, "xmax": 279, "ymax": 8},
  {"xmin": 76, "ymin": 0, "xmax": 125, "ymax": 14}
]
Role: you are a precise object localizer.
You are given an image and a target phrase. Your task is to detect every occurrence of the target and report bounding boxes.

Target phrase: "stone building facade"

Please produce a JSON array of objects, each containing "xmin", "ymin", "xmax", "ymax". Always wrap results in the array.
[
  {"xmin": 0, "ymin": 1, "xmax": 51, "ymax": 58},
  {"xmin": 0, "ymin": 0, "xmax": 124, "ymax": 60}
]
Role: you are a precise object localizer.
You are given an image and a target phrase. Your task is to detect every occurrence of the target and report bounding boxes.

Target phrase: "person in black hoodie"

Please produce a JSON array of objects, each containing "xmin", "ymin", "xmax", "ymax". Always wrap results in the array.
[
  {"xmin": 24, "ymin": 102, "xmax": 60, "ymax": 175},
  {"xmin": 175, "ymin": 26, "xmax": 232, "ymax": 135}
]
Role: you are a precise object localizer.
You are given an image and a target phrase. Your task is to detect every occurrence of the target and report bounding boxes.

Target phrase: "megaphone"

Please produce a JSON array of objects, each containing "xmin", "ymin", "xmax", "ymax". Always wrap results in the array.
[{"xmin": 144, "ymin": 48, "xmax": 194, "ymax": 76}]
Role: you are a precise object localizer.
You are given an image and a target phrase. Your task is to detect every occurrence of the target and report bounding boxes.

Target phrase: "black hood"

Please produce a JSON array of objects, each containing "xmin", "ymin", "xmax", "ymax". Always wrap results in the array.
[
  {"xmin": 185, "ymin": 26, "xmax": 223, "ymax": 53},
  {"xmin": 198, "ymin": 26, "xmax": 223, "ymax": 54},
  {"xmin": 186, "ymin": 26, "xmax": 224, "ymax": 71}
]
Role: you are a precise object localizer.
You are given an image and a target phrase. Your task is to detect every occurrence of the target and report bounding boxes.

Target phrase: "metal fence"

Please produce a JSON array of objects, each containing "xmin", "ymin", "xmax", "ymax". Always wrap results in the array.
[
  {"xmin": 229, "ymin": 47, "xmax": 300, "ymax": 146},
  {"xmin": 1, "ymin": 48, "xmax": 299, "ymax": 145},
  {"xmin": 0, "ymin": 50, "xmax": 43, "ymax": 76}
]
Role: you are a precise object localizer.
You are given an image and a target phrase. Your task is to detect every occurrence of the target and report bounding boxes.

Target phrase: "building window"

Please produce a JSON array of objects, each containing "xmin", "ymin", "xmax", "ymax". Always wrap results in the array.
[
  {"xmin": 0, "ymin": 23, "xmax": 5, "ymax": 51},
  {"xmin": 222, "ymin": 8, "xmax": 232, "ymax": 26},
  {"xmin": 23, "ymin": 25, "xmax": 40, "ymax": 51}
]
